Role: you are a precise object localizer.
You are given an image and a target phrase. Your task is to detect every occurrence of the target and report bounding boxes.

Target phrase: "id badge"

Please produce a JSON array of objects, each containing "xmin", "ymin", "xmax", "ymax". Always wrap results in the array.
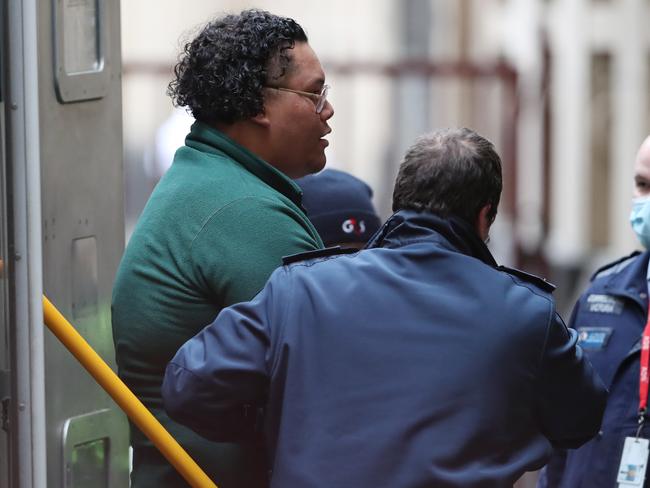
[{"xmin": 618, "ymin": 437, "xmax": 650, "ymax": 486}]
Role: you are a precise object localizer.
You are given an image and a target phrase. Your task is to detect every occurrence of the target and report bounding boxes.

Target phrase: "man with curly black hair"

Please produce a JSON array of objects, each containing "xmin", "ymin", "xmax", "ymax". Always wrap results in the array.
[{"xmin": 112, "ymin": 9, "xmax": 333, "ymax": 487}]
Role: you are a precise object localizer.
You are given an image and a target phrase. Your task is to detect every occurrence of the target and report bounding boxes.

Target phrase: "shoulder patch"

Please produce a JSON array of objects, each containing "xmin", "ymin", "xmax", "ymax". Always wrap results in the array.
[
  {"xmin": 497, "ymin": 265, "xmax": 556, "ymax": 293},
  {"xmin": 282, "ymin": 246, "xmax": 358, "ymax": 265},
  {"xmin": 590, "ymin": 251, "xmax": 641, "ymax": 281}
]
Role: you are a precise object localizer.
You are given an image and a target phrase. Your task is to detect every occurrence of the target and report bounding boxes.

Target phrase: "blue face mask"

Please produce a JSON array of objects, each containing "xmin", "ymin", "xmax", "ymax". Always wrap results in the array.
[{"xmin": 630, "ymin": 197, "xmax": 650, "ymax": 249}]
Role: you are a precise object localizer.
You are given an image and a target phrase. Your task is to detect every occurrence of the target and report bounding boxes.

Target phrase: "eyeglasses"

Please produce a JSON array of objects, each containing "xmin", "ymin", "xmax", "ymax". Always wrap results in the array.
[{"xmin": 265, "ymin": 84, "xmax": 330, "ymax": 114}]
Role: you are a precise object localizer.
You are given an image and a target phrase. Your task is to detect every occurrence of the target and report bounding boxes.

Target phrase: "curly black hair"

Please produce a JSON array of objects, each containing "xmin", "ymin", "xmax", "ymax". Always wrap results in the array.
[{"xmin": 168, "ymin": 9, "xmax": 308, "ymax": 125}]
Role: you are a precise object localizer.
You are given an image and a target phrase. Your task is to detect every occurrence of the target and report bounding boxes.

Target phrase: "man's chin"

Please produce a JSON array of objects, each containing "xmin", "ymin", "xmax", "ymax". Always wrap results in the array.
[
  {"xmin": 310, "ymin": 156, "xmax": 327, "ymax": 174},
  {"xmin": 291, "ymin": 156, "xmax": 327, "ymax": 179}
]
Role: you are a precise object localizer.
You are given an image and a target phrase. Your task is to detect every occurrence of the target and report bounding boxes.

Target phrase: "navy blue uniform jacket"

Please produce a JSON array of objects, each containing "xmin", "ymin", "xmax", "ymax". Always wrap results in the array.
[
  {"xmin": 163, "ymin": 211, "xmax": 607, "ymax": 488},
  {"xmin": 540, "ymin": 251, "xmax": 649, "ymax": 487}
]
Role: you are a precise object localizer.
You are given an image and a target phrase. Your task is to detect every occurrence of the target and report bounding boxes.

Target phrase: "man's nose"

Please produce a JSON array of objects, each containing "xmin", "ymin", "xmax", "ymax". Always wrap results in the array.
[{"xmin": 320, "ymin": 100, "xmax": 334, "ymax": 120}]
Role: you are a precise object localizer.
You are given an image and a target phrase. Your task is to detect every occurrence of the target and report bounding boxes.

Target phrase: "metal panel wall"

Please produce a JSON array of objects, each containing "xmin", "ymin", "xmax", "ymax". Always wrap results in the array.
[
  {"xmin": 36, "ymin": 0, "xmax": 128, "ymax": 486},
  {"xmin": 1, "ymin": 2, "xmax": 9, "ymax": 478},
  {"xmin": 4, "ymin": 0, "xmax": 48, "ymax": 485}
]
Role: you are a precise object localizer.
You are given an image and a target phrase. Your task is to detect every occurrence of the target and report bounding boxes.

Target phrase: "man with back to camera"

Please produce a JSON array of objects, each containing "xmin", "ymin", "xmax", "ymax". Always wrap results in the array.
[
  {"xmin": 111, "ymin": 9, "xmax": 333, "ymax": 487},
  {"xmin": 539, "ymin": 136, "xmax": 650, "ymax": 488},
  {"xmin": 162, "ymin": 128, "xmax": 608, "ymax": 488},
  {"xmin": 296, "ymin": 168, "xmax": 382, "ymax": 249}
]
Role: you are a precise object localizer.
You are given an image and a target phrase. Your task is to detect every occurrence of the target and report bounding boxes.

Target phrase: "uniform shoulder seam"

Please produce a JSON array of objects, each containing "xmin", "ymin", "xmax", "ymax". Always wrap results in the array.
[
  {"xmin": 590, "ymin": 251, "xmax": 641, "ymax": 281},
  {"xmin": 497, "ymin": 265, "xmax": 556, "ymax": 293},
  {"xmin": 501, "ymin": 272, "xmax": 554, "ymax": 305},
  {"xmin": 282, "ymin": 246, "xmax": 358, "ymax": 266}
]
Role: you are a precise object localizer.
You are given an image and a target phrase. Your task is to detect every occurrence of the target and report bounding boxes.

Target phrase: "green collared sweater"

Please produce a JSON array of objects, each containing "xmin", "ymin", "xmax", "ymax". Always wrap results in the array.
[{"xmin": 111, "ymin": 122, "xmax": 323, "ymax": 487}]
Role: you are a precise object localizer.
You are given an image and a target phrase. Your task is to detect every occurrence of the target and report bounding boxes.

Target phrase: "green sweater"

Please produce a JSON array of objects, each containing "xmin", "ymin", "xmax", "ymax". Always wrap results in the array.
[{"xmin": 111, "ymin": 122, "xmax": 323, "ymax": 487}]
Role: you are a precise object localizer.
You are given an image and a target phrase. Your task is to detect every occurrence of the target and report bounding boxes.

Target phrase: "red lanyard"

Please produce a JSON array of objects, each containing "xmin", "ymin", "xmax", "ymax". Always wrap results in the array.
[{"xmin": 640, "ymin": 309, "xmax": 650, "ymax": 417}]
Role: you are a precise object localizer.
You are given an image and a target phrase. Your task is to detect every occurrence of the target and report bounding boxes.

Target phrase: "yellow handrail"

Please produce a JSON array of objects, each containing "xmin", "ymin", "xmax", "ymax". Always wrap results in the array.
[{"xmin": 43, "ymin": 295, "xmax": 217, "ymax": 488}]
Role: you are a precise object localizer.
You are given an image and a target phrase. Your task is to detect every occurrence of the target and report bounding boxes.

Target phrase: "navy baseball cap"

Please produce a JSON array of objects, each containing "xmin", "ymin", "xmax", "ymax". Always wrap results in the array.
[{"xmin": 296, "ymin": 169, "xmax": 381, "ymax": 246}]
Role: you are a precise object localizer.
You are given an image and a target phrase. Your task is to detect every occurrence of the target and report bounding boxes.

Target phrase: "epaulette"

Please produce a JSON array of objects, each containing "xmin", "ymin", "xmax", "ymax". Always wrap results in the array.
[
  {"xmin": 590, "ymin": 250, "xmax": 641, "ymax": 281},
  {"xmin": 282, "ymin": 246, "xmax": 358, "ymax": 265},
  {"xmin": 497, "ymin": 265, "xmax": 556, "ymax": 293}
]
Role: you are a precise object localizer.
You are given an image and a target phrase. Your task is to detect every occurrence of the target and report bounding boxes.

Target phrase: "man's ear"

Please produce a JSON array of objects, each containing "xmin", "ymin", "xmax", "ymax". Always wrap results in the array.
[
  {"xmin": 250, "ymin": 111, "xmax": 271, "ymax": 128},
  {"xmin": 476, "ymin": 204, "xmax": 493, "ymax": 241}
]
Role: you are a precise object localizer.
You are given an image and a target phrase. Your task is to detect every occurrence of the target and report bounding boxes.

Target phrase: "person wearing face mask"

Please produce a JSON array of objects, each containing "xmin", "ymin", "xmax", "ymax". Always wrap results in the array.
[{"xmin": 538, "ymin": 135, "xmax": 650, "ymax": 488}]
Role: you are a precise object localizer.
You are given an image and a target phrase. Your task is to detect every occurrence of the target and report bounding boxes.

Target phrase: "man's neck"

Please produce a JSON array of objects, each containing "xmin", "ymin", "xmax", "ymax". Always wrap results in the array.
[{"xmin": 212, "ymin": 120, "xmax": 275, "ymax": 166}]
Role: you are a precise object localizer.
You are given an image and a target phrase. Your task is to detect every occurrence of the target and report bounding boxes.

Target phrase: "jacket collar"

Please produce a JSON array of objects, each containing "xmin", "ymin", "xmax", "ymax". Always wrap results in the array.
[
  {"xmin": 185, "ymin": 121, "xmax": 304, "ymax": 208},
  {"xmin": 366, "ymin": 209, "xmax": 498, "ymax": 268}
]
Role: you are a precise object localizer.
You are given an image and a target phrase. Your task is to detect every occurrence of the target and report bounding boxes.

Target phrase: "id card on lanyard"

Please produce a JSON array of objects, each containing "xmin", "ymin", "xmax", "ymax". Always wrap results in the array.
[{"xmin": 617, "ymin": 306, "xmax": 650, "ymax": 487}]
